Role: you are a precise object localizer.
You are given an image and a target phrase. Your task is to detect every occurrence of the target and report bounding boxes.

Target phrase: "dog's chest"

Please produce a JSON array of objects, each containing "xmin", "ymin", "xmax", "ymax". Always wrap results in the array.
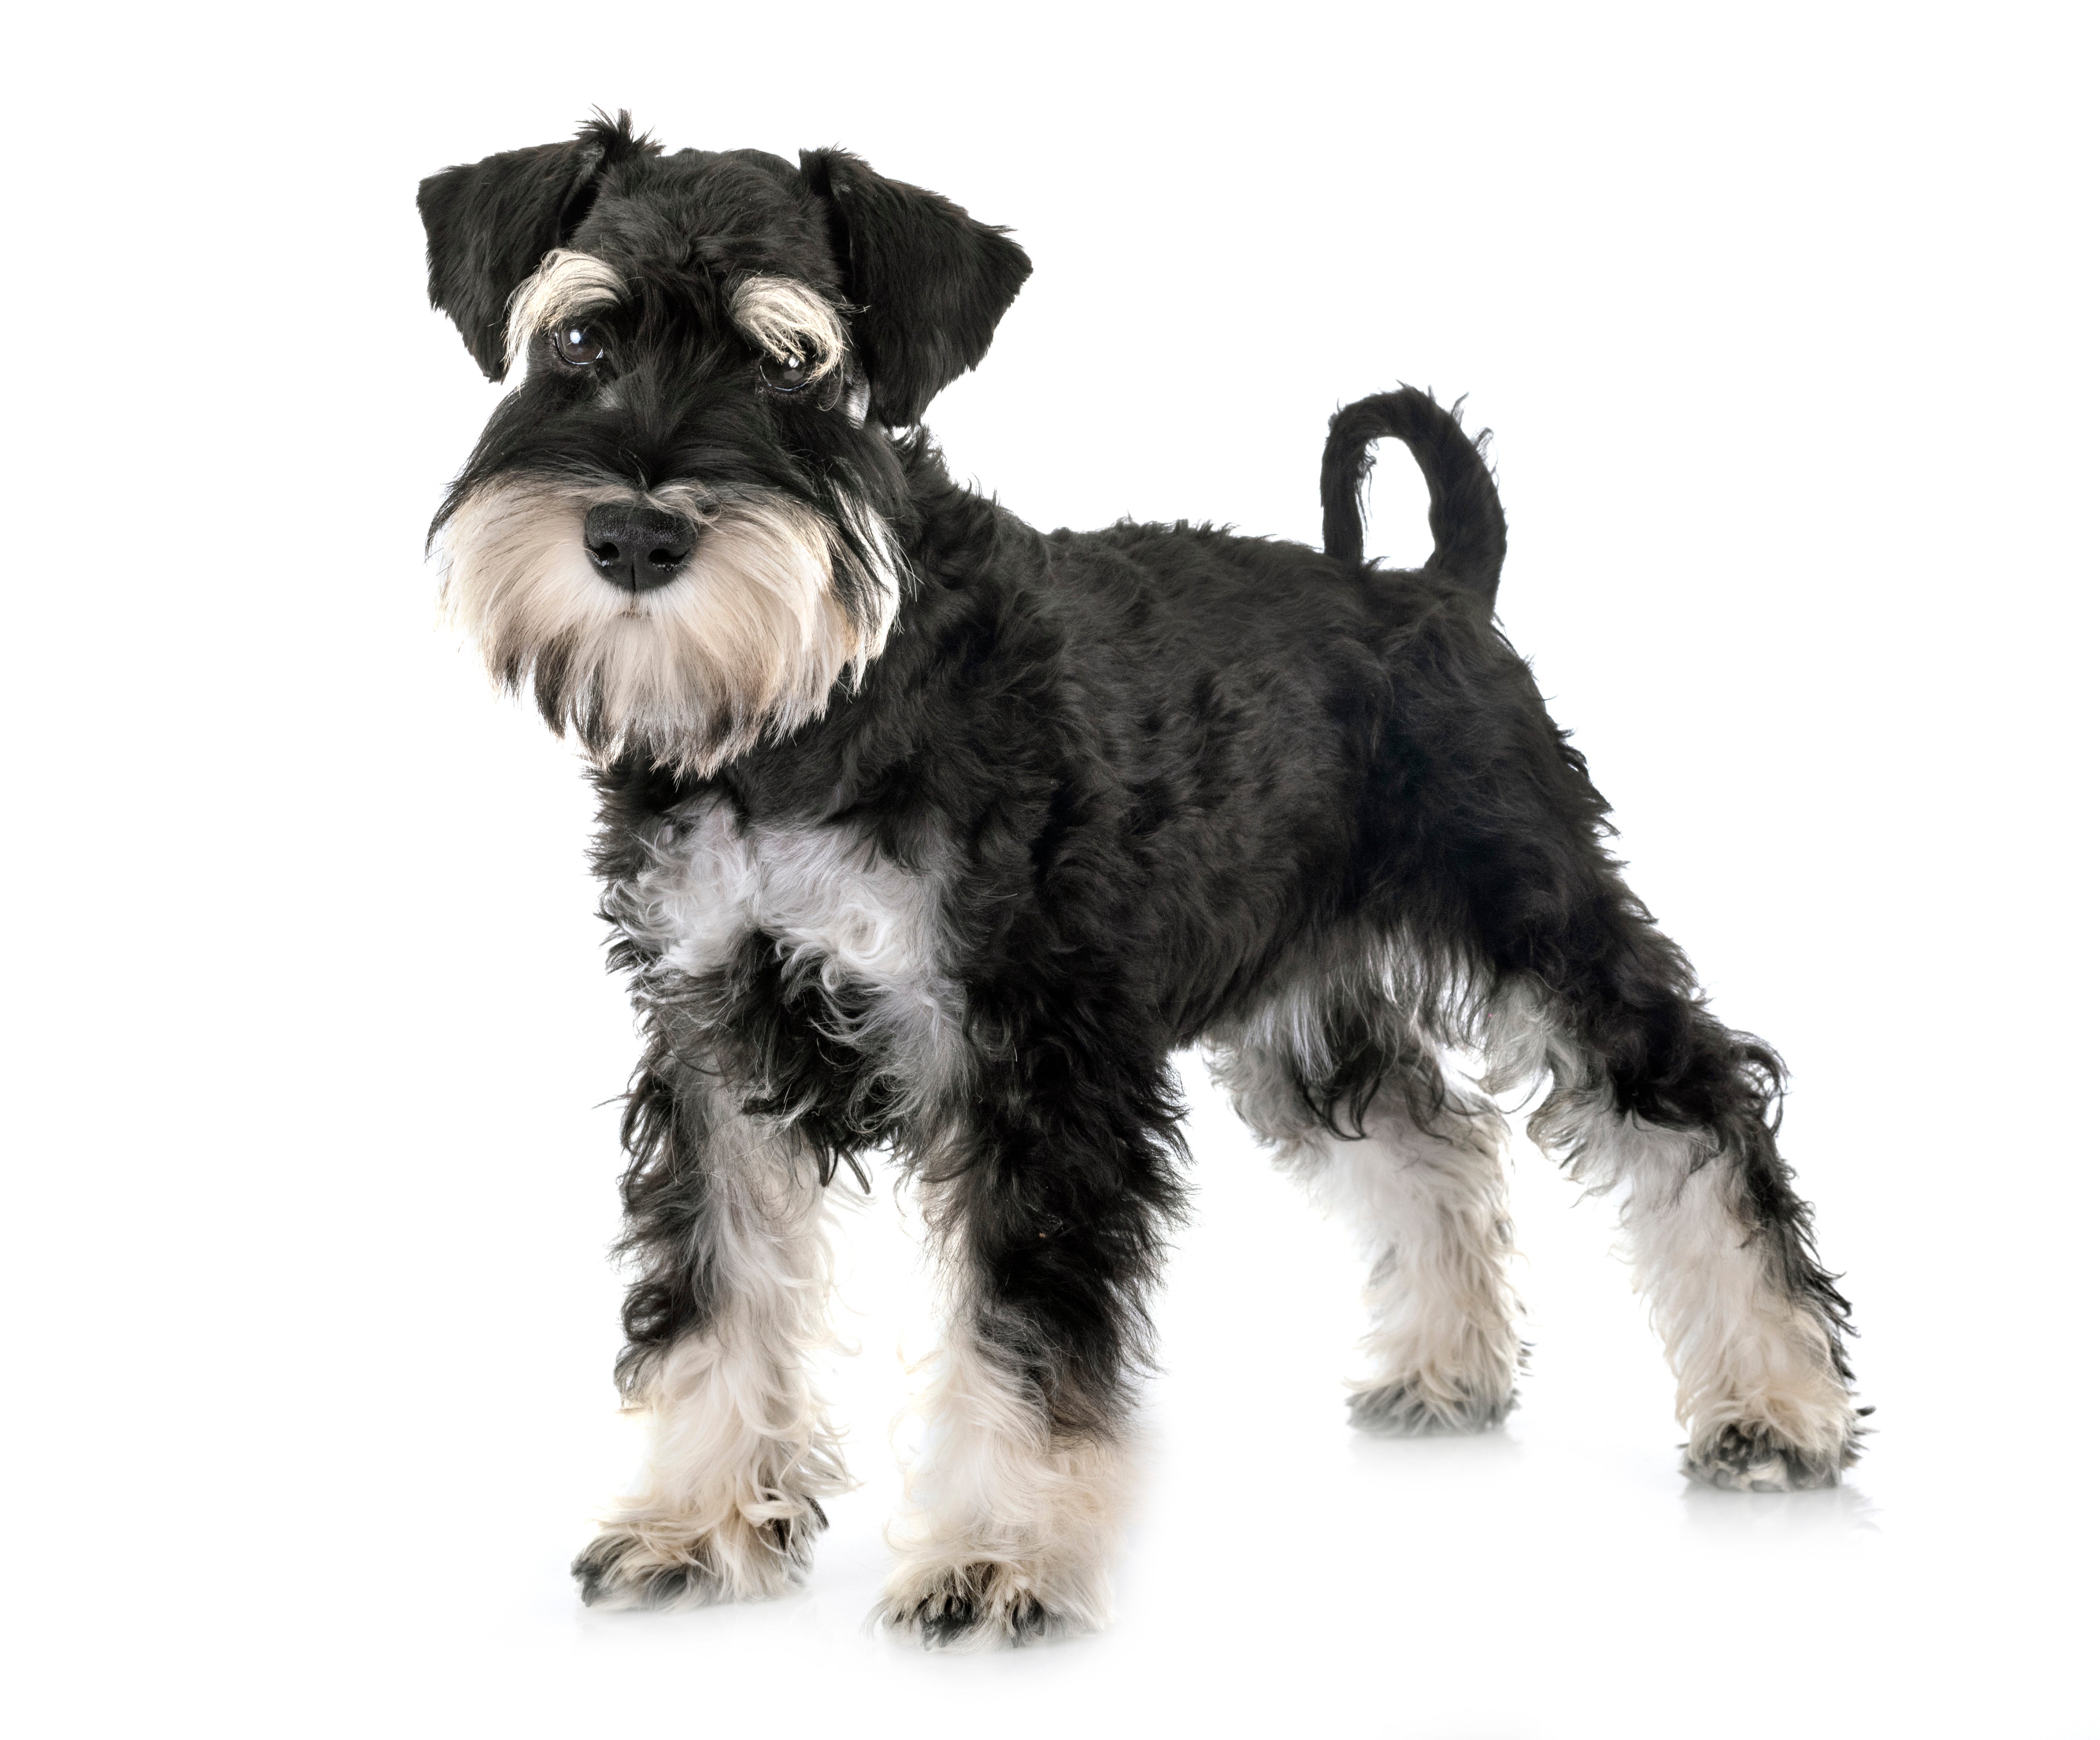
[{"xmin": 608, "ymin": 799, "xmax": 958, "ymax": 1076}]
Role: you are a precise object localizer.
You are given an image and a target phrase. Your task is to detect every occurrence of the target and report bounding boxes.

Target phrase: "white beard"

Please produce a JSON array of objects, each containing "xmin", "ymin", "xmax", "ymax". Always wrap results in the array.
[{"xmin": 438, "ymin": 477, "xmax": 901, "ymax": 775}]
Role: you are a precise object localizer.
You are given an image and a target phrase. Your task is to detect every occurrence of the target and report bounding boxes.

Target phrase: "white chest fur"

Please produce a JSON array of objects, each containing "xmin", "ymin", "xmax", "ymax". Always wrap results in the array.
[{"xmin": 607, "ymin": 799, "xmax": 963, "ymax": 1107}]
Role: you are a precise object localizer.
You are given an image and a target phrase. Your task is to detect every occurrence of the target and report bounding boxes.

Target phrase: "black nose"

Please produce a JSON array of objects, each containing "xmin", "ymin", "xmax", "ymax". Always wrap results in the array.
[{"xmin": 583, "ymin": 503, "xmax": 698, "ymax": 593}]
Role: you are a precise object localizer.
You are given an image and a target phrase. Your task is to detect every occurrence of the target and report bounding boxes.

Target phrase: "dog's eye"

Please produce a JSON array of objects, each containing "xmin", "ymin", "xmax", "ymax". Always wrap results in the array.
[
  {"xmin": 759, "ymin": 352, "xmax": 812, "ymax": 394},
  {"xmin": 554, "ymin": 324, "xmax": 604, "ymax": 367}
]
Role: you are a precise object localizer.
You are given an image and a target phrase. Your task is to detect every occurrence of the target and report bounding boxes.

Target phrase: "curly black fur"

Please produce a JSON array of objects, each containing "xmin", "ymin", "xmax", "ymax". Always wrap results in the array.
[
  {"xmin": 419, "ymin": 122, "xmax": 1860, "ymax": 1637},
  {"xmin": 572, "ymin": 423, "xmax": 1849, "ymax": 1424}
]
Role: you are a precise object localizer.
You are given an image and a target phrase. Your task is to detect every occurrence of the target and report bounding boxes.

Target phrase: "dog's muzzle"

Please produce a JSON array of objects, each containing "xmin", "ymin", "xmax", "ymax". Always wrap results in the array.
[{"xmin": 583, "ymin": 503, "xmax": 698, "ymax": 593}]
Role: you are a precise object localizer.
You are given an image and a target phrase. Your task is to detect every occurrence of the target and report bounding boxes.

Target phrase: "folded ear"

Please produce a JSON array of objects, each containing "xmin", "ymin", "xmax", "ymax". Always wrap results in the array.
[
  {"xmin": 798, "ymin": 149, "xmax": 1032, "ymax": 427},
  {"xmin": 418, "ymin": 112, "xmax": 656, "ymax": 380}
]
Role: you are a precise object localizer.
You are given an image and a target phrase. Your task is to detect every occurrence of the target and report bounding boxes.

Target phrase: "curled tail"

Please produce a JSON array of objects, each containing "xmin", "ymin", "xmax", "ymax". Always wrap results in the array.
[{"xmin": 1321, "ymin": 386, "xmax": 1507, "ymax": 607}]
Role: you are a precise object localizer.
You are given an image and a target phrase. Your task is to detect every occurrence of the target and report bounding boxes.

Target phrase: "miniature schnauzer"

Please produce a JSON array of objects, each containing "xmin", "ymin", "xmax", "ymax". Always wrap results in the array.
[{"xmin": 417, "ymin": 113, "xmax": 1860, "ymax": 1648}]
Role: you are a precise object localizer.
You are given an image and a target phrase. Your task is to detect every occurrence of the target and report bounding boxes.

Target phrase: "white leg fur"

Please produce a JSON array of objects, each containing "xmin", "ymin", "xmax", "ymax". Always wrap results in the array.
[
  {"xmin": 1611, "ymin": 1118, "xmax": 1857, "ymax": 1489},
  {"xmin": 1325, "ymin": 1081, "xmax": 1524, "ymax": 1433},
  {"xmin": 1487, "ymin": 988, "xmax": 1857, "ymax": 1488},
  {"xmin": 574, "ymin": 1115, "xmax": 850, "ymax": 1607},
  {"xmin": 878, "ymin": 1331, "xmax": 1128, "ymax": 1648},
  {"xmin": 1210, "ymin": 1015, "xmax": 1522, "ymax": 1433}
]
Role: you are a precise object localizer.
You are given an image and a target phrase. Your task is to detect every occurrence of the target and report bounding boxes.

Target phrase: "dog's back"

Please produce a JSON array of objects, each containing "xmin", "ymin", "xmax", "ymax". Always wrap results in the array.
[{"xmin": 983, "ymin": 455, "xmax": 1507, "ymax": 1044}]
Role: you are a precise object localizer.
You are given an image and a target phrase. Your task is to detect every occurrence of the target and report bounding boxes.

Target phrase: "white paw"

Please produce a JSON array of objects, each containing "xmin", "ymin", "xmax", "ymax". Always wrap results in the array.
[
  {"xmin": 876, "ymin": 1553, "xmax": 1106, "ymax": 1649},
  {"xmin": 572, "ymin": 1500, "xmax": 827, "ymax": 1609},
  {"xmin": 1682, "ymin": 1422, "xmax": 1857, "ymax": 1493}
]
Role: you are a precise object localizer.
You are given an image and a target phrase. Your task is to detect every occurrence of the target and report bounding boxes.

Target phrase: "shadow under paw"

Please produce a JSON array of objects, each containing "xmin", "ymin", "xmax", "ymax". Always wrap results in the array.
[{"xmin": 1348, "ymin": 1379, "xmax": 1515, "ymax": 1437}]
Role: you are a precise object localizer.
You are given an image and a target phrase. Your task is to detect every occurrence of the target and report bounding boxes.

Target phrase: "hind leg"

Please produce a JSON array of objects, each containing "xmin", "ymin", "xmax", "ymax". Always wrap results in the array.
[
  {"xmin": 1435, "ymin": 809, "xmax": 1858, "ymax": 1484},
  {"xmin": 1487, "ymin": 978, "xmax": 1858, "ymax": 1489},
  {"xmin": 1213, "ymin": 997, "xmax": 1522, "ymax": 1434},
  {"xmin": 1368, "ymin": 615, "xmax": 1861, "ymax": 1487}
]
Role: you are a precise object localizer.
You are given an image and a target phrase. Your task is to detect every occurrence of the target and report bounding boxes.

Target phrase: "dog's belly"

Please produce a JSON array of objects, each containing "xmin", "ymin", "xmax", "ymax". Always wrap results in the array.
[{"xmin": 606, "ymin": 796, "xmax": 965, "ymax": 1113}]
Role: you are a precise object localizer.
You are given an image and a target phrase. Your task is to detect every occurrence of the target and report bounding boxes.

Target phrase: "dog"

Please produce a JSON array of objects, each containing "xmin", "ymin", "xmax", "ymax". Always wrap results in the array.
[{"xmin": 417, "ymin": 112, "xmax": 1861, "ymax": 1648}]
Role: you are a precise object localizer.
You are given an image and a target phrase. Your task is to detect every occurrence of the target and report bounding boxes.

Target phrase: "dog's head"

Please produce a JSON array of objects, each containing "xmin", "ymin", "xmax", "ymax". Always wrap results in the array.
[{"xmin": 420, "ymin": 113, "xmax": 1029, "ymax": 774}]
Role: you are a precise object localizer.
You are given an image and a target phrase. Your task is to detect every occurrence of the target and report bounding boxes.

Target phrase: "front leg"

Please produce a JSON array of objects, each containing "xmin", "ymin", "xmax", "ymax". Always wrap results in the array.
[
  {"xmin": 879, "ymin": 1041, "xmax": 1187, "ymax": 1648},
  {"xmin": 572, "ymin": 1028, "xmax": 849, "ymax": 1610}
]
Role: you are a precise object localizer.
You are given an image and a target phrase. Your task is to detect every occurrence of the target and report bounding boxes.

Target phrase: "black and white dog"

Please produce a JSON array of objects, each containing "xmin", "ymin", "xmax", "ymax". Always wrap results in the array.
[{"xmin": 419, "ymin": 113, "xmax": 1859, "ymax": 1648}]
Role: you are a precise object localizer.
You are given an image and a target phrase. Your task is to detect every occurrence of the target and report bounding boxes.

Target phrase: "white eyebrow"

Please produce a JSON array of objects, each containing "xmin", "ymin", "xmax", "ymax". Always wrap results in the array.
[
  {"xmin": 730, "ymin": 276, "xmax": 846, "ymax": 379},
  {"xmin": 503, "ymin": 250, "xmax": 626, "ymax": 370}
]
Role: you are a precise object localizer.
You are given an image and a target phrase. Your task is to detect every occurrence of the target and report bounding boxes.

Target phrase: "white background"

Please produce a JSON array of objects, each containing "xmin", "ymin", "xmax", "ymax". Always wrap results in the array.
[{"xmin": 5, "ymin": 3, "xmax": 2096, "ymax": 1735}]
